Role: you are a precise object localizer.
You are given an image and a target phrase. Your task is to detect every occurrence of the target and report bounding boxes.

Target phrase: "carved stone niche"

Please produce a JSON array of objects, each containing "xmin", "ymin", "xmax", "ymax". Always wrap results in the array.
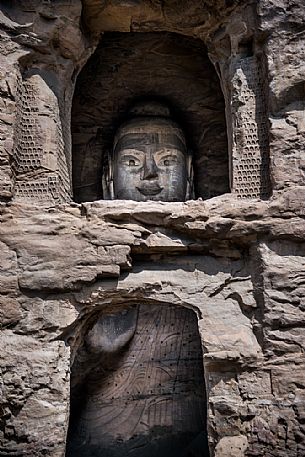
[
  {"xmin": 4, "ymin": 1, "xmax": 274, "ymax": 206},
  {"xmin": 66, "ymin": 303, "xmax": 209, "ymax": 457},
  {"xmin": 63, "ymin": 252, "xmax": 261, "ymax": 457},
  {"xmin": 72, "ymin": 32, "xmax": 229, "ymax": 202}
]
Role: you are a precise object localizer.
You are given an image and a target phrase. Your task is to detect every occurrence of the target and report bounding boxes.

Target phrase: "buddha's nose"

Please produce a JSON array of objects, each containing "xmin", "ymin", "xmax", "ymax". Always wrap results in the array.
[{"xmin": 143, "ymin": 154, "xmax": 158, "ymax": 180}]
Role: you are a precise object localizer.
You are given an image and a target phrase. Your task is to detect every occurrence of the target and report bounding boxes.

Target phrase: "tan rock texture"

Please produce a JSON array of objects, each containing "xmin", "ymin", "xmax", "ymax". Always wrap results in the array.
[
  {"xmin": 0, "ymin": 192, "xmax": 305, "ymax": 456},
  {"xmin": 0, "ymin": 1, "xmax": 305, "ymax": 457}
]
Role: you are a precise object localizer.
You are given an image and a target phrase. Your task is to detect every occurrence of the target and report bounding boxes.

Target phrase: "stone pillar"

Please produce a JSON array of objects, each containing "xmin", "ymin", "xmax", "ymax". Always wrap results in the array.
[
  {"xmin": 0, "ymin": 0, "xmax": 97, "ymax": 204},
  {"xmin": 230, "ymin": 53, "xmax": 271, "ymax": 199},
  {"xmin": 13, "ymin": 74, "xmax": 71, "ymax": 203},
  {"xmin": 209, "ymin": 7, "xmax": 271, "ymax": 200}
]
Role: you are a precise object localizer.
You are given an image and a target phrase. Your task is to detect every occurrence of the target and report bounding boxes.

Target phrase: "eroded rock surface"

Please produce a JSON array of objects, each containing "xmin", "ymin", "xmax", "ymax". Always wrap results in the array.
[
  {"xmin": 0, "ymin": 191, "xmax": 304, "ymax": 456},
  {"xmin": 1, "ymin": 0, "xmax": 305, "ymax": 456}
]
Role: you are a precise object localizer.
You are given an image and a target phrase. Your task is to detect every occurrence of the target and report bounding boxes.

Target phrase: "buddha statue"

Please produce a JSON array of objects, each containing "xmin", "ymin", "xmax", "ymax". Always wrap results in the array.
[{"xmin": 102, "ymin": 101, "xmax": 193, "ymax": 201}]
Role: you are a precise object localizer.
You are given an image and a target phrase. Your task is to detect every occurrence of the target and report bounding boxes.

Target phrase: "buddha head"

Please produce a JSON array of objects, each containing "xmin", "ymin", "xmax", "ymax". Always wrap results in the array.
[{"xmin": 103, "ymin": 101, "xmax": 193, "ymax": 201}]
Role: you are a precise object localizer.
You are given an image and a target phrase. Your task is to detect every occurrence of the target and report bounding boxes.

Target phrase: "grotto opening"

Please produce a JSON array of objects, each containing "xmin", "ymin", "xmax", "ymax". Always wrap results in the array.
[
  {"xmin": 71, "ymin": 31, "xmax": 229, "ymax": 202},
  {"xmin": 66, "ymin": 303, "xmax": 209, "ymax": 457}
]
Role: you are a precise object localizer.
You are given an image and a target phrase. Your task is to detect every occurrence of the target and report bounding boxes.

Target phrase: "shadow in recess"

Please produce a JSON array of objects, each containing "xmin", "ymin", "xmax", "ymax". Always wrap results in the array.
[{"xmin": 66, "ymin": 304, "xmax": 210, "ymax": 457}]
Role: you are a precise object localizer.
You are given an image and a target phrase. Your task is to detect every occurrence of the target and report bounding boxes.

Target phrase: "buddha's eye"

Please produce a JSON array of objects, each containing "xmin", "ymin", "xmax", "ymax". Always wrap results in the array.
[
  {"xmin": 120, "ymin": 154, "xmax": 141, "ymax": 167},
  {"xmin": 161, "ymin": 156, "xmax": 177, "ymax": 166}
]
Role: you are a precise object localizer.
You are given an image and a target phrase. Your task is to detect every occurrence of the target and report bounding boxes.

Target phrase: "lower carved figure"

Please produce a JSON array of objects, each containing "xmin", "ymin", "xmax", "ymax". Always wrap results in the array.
[{"xmin": 66, "ymin": 304, "xmax": 209, "ymax": 457}]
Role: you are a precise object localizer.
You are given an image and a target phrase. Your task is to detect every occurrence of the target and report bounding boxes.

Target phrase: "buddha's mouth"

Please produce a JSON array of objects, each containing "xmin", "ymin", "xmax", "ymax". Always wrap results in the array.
[{"xmin": 136, "ymin": 183, "xmax": 163, "ymax": 196}]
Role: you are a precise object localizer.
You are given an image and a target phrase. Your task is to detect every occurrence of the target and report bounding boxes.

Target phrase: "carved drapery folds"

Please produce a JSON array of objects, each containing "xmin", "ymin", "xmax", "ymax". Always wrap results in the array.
[{"xmin": 1, "ymin": 2, "xmax": 305, "ymax": 457}]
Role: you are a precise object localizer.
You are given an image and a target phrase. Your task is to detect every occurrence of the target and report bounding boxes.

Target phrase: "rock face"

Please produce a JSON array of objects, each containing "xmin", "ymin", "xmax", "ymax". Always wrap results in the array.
[
  {"xmin": 1, "ymin": 194, "xmax": 305, "ymax": 457},
  {"xmin": 0, "ymin": 1, "xmax": 305, "ymax": 457}
]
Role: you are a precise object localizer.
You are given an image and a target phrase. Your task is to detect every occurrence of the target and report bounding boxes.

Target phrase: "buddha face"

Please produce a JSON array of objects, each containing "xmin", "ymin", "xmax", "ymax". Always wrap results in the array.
[{"xmin": 113, "ymin": 118, "xmax": 188, "ymax": 201}]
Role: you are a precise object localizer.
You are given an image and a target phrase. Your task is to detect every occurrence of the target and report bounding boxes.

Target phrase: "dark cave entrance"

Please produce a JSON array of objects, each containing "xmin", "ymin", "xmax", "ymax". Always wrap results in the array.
[
  {"xmin": 66, "ymin": 303, "xmax": 210, "ymax": 457},
  {"xmin": 71, "ymin": 31, "xmax": 228, "ymax": 203}
]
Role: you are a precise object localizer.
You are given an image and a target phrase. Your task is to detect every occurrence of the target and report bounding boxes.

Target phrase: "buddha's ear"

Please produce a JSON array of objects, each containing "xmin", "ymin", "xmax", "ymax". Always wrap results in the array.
[
  {"xmin": 102, "ymin": 149, "xmax": 115, "ymax": 200},
  {"xmin": 186, "ymin": 150, "xmax": 194, "ymax": 200}
]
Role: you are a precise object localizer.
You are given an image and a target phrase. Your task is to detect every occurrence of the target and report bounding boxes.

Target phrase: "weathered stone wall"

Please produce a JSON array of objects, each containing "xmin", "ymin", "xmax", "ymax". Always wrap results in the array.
[
  {"xmin": 0, "ymin": 0, "xmax": 95, "ymax": 204},
  {"xmin": 259, "ymin": 0, "xmax": 305, "ymax": 191},
  {"xmin": 0, "ymin": 1, "xmax": 305, "ymax": 457},
  {"xmin": 1, "ymin": 192, "xmax": 305, "ymax": 456}
]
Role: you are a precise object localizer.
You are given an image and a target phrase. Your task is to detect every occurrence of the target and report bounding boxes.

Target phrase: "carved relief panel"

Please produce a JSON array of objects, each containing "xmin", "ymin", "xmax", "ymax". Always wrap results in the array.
[
  {"xmin": 231, "ymin": 55, "xmax": 271, "ymax": 199},
  {"xmin": 13, "ymin": 75, "xmax": 71, "ymax": 203}
]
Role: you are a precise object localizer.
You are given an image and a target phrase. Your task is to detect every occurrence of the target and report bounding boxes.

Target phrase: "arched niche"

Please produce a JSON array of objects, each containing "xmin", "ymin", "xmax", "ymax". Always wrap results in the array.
[
  {"xmin": 72, "ymin": 31, "xmax": 228, "ymax": 202},
  {"xmin": 66, "ymin": 302, "xmax": 209, "ymax": 457}
]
